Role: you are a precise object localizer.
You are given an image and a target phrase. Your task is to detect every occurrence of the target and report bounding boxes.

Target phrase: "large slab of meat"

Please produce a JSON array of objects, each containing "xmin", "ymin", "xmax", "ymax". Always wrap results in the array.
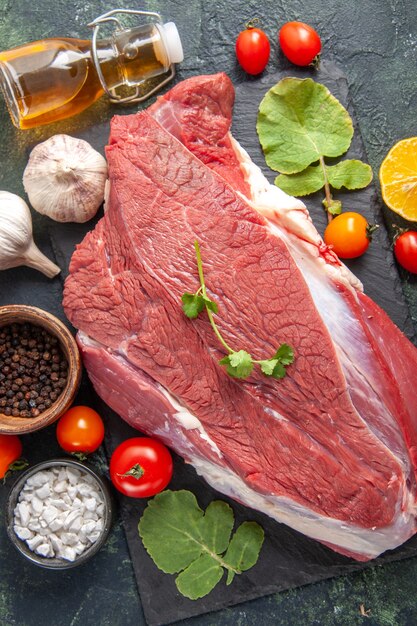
[{"xmin": 63, "ymin": 73, "xmax": 417, "ymax": 561}]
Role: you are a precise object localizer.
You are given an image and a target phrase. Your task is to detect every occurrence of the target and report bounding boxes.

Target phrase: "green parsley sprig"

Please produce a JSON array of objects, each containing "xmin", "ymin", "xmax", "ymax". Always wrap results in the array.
[{"xmin": 181, "ymin": 241, "xmax": 294, "ymax": 380}]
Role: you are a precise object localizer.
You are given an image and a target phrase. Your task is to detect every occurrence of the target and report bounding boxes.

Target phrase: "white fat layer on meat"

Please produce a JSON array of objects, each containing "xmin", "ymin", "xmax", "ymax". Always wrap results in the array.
[
  {"xmin": 190, "ymin": 456, "xmax": 415, "ymax": 559},
  {"xmin": 231, "ymin": 135, "xmax": 411, "ymax": 476},
  {"xmin": 156, "ymin": 384, "xmax": 223, "ymax": 458},
  {"xmin": 78, "ymin": 331, "xmax": 223, "ymax": 460},
  {"xmin": 295, "ymin": 252, "xmax": 410, "ymax": 470},
  {"xmin": 103, "ymin": 179, "xmax": 110, "ymax": 213},
  {"xmin": 276, "ymin": 231, "xmax": 410, "ymax": 473},
  {"xmin": 78, "ymin": 331, "xmax": 417, "ymax": 558},
  {"xmin": 265, "ymin": 407, "xmax": 289, "ymax": 422},
  {"xmin": 230, "ymin": 135, "xmax": 363, "ymax": 292}
]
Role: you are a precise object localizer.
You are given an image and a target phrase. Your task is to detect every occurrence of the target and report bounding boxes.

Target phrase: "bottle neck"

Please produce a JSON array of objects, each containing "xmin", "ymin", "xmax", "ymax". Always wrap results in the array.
[{"xmin": 94, "ymin": 24, "xmax": 171, "ymax": 96}]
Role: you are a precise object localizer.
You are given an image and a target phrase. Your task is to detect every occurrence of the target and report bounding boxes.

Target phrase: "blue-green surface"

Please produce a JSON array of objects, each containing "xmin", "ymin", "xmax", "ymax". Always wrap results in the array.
[{"xmin": 1, "ymin": 1, "xmax": 417, "ymax": 625}]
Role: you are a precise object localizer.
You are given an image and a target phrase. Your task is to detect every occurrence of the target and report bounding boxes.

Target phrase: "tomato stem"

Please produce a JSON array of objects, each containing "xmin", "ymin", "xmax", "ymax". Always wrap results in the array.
[
  {"xmin": 2, "ymin": 458, "xmax": 29, "ymax": 483},
  {"xmin": 9, "ymin": 458, "xmax": 29, "ymax": 472},
  {"xmin": 391, "ymin": 223, "xmax": 407, "ymax": 242},
  {"xmin": 72, "ymin": 452, "xmax": 88, "ymax": 462},
  {"xmin": 118, "ymin": 463, "xmax": 145, "ymax": 480},
  {"xmin": 366, "ymin": 223, "xmax": 379, "ymax": 241},
  {"xmin": 245, "ymin": 17, "xmax": 260, "ymax": 30},
  {"xmin": 309, "ymin": 54, "xmax": 321, "ymax": 70}
]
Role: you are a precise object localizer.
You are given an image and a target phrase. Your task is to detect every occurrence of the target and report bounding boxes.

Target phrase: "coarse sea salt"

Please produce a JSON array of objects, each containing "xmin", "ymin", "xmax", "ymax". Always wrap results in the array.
[{"xmin": 13, "ymin": 466, "xmax": 105, "ymax": 562}]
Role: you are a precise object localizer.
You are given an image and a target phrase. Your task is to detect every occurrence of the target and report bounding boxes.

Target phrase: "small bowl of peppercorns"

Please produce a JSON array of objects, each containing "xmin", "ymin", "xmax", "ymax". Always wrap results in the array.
[{"xmin": 0, "ymin": 305, "xmax": 82, "ymax": 435}]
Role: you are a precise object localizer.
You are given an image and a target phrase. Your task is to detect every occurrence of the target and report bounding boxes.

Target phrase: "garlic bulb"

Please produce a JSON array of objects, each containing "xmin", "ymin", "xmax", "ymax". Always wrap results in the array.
[
  {"xmin": 22, "ymin": 134, "xmax": 108, "ymax": 223},
  {"xmin": 0, "ymin": 191, "xmax": 60, "ymax": 278}
]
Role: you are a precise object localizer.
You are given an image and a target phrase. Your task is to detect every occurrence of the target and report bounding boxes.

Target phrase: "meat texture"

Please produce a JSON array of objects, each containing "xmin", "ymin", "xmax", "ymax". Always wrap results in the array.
[{"xmin": 64, "ymin": 73, "xmax": 417, "ymax": 561}]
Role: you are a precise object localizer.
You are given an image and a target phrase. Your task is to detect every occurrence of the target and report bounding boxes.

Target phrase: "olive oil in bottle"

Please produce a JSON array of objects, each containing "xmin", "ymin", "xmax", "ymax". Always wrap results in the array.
[{"xmin": 0, "ymin": 11, "xmax": 183, "ymax": 129}]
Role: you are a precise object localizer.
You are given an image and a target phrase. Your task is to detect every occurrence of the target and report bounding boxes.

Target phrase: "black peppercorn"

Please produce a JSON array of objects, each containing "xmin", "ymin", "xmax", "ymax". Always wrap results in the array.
[{"xmin": 0, "ymin": 322, "xmax": 68, "ymax": 418}]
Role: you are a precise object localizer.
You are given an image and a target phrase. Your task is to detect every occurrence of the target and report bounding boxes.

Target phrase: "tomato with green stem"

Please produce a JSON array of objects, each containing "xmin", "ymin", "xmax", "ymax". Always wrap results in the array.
[
  {"xmin": 394, "ymin": 230, "xmax": 417, "ymax": 274},
  {"xmin": 236, "ymin": 20, "xmax": 270, "ymax": 75},
  {"xmin": 110, "ymin": 437, "xmax": 173, "ymax": 498},
  {"xmin": 279, "ymin": 21, "xmax": 321, "ymax": 67},
  {"xmin": 56, "ymin": 406, "xmax": 105, "ymax": 457},
  {"xmin": 324, "ymin": 212, "xmax": 377, "ymax": 259},
  {"xmin": 0, "ymin": 434, "xmax": 27, "ymax": 480}
]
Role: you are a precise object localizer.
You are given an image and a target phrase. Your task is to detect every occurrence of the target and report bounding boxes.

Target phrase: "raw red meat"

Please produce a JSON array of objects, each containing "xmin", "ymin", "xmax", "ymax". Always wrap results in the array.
[{"xmin": 64, "ymin": 74, "xmax": 417, "ymax": 561}]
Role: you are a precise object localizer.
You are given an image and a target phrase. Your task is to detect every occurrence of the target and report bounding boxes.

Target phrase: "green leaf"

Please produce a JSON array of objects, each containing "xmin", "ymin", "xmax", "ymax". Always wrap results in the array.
[
  {"xmin": 219, "ymin": 350, "xmax": 254, "ymax": 379},
  {"xmin": 202, "ymin": 295, "xmax": 218, "ymax": 314},
  {"xmin": 138, "ymin": 490, "xmax": 204, "ymax": 574},
  {"xmin": 271, "ymin": 362, "xmax": 286, "ymax": 379},
  {"xmin": 275, "ymin": 165, "xmax": 324, "ymax": 196},
  {"xmin": 326, "ymin": 160, "xmax": 373, "ymax": 190},
  {"xmin": 223, "ymin": 522, "xmax": 265, "ymax": 574},
  {"xmin": 257, "ymin": 77, "xmax": 353, "ymax": 174},
  {"xmin": 276, "ymin": 160, "xmax": 372, "ymax": 199},
  {"xmin": 259, "ymin": 344, "xmax": 294, "ymax": 377},
  {"xmin": 226, "ymin": 568, "xmax": 236, "ymax": 585},
  {"xmin": 181, "ymin": 293, "xmax": 205, "ymax": 319},
  {"xmin": 198, "ymin": 501, "xmax": 234, "ymax": 554},
  {"xmin": 259, "ymin": 359, "xmax": 286, "ymax": 378},
  {"xmin": 328, "ymin": 201, "xmax": 342, "ymax": 216},
  {"xmin": 323, "ymin": 198, "xmax": 343, "ymax": 215},
  {"xmin": 176, "ymin": 554, "xmax": 223, "ymax": 600},
  {"xmin": 259, "ymin": 359, "xmax": 277, "ymax": 376},
  {"xmin": 138, "ymin": 490, "xmax": 265, "ymax": 600},
  {"xmin": 274, "ymin": 343, "xmax": 295, "ymax": 366}
]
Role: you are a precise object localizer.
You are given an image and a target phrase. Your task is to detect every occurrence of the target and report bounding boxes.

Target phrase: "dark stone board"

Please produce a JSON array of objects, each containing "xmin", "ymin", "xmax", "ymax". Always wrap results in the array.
[
  {"xmin": 104, "ymin": 414, "xmax": 417, "ymax": 626},
  {"xmin": 27, "ymin": 61, "xmax": 417, "ymax": 625},
  {"xmin": 233, "ymin": 60, "xmax": 415, "ymax": 339}
]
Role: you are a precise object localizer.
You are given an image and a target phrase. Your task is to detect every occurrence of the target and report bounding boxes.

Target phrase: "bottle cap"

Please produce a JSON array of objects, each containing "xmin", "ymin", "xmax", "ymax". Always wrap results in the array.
[{"xmin": 162, "ymin": 22, "xmax": 184, "ymax": 64}]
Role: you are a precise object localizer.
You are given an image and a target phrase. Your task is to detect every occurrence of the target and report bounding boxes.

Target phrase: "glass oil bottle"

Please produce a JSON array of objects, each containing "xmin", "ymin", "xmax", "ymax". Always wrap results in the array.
[{"xmin": 0, "ymin": 9, "xmax": 184, "ymax": 129}]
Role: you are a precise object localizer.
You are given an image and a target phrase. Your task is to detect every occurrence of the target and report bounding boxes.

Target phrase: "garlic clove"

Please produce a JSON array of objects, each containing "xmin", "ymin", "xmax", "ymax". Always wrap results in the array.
[
  {"xmin": 0, "ymin": 190, "xmax": 60, "ymax": 278},
  {"xmin": 23, "ymin": 134, "xmax": 108, "ymax": 223},
  {"xmin": 23, "ymin": 239, "xmax": 61, "ymax": 278}
]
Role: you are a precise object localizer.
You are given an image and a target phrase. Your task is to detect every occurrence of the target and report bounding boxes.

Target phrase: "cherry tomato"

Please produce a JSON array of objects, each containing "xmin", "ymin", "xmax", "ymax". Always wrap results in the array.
[
  {"xmin": 279, "ymin": 21, "xmax": 321, "ymax": 66},
  {"xmin": 394, "ymin": 231, "xmax": 417, "ymax": 274},
  {"xmin": 110, "ymin": 437, "xmax": 173, "ymax": 498},
  {"xmin": 56, "ymin": 406, "xmax": 105, "ymax": 455},
  {"xmin": 0, "ymin": 434, "xmax": 23, "ymax": 479},
  {"xmin": 236, "ymin": 24, "xmax": 270, "ymax": 75},
  {"xmin": 324, "ymin": 212, "xmax": 371, "ymax": 259}
]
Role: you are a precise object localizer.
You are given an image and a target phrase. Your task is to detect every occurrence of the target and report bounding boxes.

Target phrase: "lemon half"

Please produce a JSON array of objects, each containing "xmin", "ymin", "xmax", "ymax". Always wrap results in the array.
[{"xmin": 379, "ymin": 137, "xmax": 417, "ymax": 221}]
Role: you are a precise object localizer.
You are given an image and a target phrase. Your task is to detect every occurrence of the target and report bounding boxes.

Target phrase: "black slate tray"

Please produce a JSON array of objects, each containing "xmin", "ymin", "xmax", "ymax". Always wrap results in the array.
[
  {"xmin": 103, "ymin": 412, "xmax": 417, "ymax": 626},
  {"xmin": 3, "ymin": 61, "xmax": 417, "ymax": 626}
]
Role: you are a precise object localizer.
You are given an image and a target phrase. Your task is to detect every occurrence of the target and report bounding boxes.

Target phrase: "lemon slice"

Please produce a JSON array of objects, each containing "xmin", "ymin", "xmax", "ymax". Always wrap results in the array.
[{"xmin": 379, "ymin": 137, "xmax": 417, "ymax": 221}]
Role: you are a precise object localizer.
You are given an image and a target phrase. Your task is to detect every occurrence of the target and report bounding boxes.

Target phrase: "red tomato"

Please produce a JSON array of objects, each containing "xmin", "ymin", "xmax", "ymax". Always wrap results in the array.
[
  {"xmin": 279, "ymin": 21, "xmax": 321, "ymax": 66},
  {"xmin": 394, "ymin": 231, "xmax": 417, "ymax": 274},
  {"xmin": 110, "ymin": 437, "xmax": 173, "ymax": 498},
  {"xmin": 324, "ymin": 212, "xmax": 372, "ymax": 259},
  {"xmin": 236, "ymin": 24, "xmax": 270, "ymax": 75},
  {"xmin": 56, "ymin": 406, "xmax": 105, "ymax": 454},
  {"xmin": 0, "ymin": 434, "xmax": 23, "ymax": 479}
]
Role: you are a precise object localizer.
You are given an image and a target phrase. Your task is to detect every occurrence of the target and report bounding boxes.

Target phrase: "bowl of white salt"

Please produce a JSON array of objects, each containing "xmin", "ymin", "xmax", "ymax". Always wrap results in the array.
[{"xmin": 6, "ymin": 458, "xmax": 114, "ymax": 569}]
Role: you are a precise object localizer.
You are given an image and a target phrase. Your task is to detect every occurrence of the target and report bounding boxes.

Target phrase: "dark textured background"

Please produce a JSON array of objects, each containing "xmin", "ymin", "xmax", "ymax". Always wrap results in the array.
[{"xmin": 1, "ymin": 1, "xmax": 417, "ymax": 625}]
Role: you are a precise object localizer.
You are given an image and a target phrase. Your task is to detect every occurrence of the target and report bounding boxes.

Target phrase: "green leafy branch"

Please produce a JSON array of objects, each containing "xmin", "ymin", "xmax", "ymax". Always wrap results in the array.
[
  {"xmin": 181, "ymin": 240, "xmax": 294, "ymax": 379},
  {"xmin": 138, "ymin": 490, "xmax": 264, "ymax": 600},
  {"xmin": 257, "ymin": 77, "xmax": 373, "ymax": 220}
]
